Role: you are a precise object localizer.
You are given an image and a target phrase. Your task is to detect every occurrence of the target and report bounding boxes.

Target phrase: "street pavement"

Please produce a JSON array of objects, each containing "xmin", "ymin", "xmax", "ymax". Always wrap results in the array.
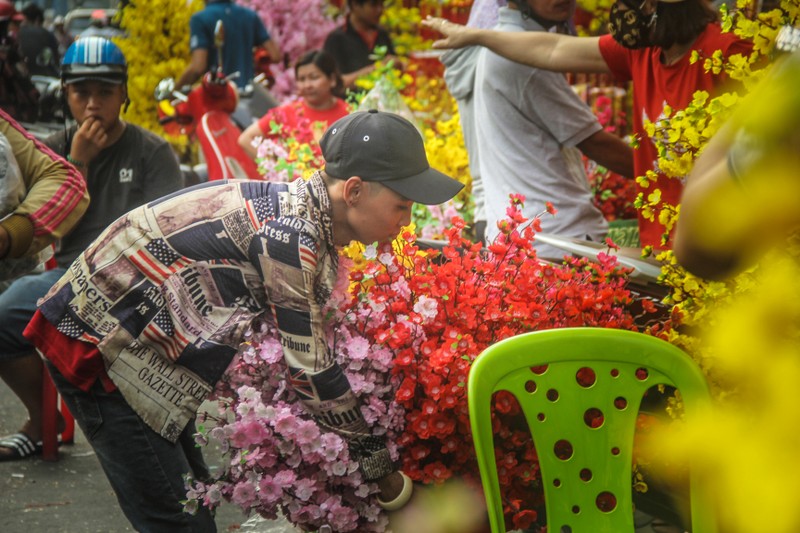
[{"xmin": 0, "ymin": 382, "xmax": 293, "ymax": 533}]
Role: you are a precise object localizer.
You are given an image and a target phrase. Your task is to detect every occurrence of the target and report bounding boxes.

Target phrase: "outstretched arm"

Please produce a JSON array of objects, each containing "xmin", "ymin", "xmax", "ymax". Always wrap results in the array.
[{"xmin": 422, "ymin": 16, "xmax": 610, "ymax": 74}]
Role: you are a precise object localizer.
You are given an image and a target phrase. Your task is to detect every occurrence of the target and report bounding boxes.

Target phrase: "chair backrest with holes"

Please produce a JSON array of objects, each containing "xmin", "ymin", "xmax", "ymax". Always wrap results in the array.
[{"xmin": 467, "ymin": 327, "xmax": 715, "ymax": 533}]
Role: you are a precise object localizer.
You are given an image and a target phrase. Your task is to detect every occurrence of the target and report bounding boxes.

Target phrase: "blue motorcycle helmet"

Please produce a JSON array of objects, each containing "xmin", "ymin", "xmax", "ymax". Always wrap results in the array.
[{"xmin": 61, "ymin": 36, "xmax": 127, "ymax": 85}]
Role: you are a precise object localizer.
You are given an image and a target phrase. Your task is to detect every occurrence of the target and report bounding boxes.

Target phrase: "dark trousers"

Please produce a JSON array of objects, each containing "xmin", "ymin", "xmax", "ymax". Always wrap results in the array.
[{"xmin": 45, "ymin": 361, "xmax": 217, "ymax": 532}]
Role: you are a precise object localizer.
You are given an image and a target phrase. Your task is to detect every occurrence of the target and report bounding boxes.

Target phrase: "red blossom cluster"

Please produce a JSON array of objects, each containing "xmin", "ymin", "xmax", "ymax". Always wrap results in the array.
[
  {"xmin": 587, "ymin": 163, "xmax": 639, "ymax": 222},
  {"xmin": 340, "ymin": 196, "xmax": 642, "ymax": 530}
]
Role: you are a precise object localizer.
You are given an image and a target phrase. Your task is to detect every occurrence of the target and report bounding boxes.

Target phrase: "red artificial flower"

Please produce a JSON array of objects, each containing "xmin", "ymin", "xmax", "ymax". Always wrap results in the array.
[
  {"xmin": 512, "ymin": 509, "xmax": 539, "ymax": 530},
  {"xmin": 422, "ymin": 462, "xmax": 452, "ymax": 483},
  {"xmin": 334, "ymin": 195, "xmax": 642, "ymax": 530}
]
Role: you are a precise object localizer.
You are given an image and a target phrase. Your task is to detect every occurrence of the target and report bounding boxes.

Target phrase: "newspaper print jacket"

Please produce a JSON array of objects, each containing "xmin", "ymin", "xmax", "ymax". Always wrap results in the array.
[{"xmin": 37, "ymin": 173, "xmax": 371, "ymax": 445}]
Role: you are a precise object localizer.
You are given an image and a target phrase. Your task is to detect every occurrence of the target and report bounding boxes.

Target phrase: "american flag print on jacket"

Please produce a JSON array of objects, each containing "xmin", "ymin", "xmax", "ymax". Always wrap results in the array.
[{"xmin": 36, "ymin": 173, "xmax": 372, "ymax": 446}]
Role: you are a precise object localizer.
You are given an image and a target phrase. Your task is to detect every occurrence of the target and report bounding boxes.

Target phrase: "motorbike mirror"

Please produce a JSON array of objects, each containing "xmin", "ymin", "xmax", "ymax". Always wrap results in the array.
[
  {"xmin": 154, "ymin": 77, "xmax": 175, "ymax": 101},
  {"xmin": 214, "ymin": 20, "xmax": 225, "ymax": 73}
]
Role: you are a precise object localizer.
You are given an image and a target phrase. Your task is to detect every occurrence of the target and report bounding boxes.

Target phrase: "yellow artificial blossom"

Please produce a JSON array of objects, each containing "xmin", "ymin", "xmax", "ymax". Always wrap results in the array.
[
  {"xmin": 646, "ymin": 9, "xmax": 800, "ymax": 524},
  {"xmin": 381, "ymin": 3, "xmax": 425, "ymax": 57},
  {"xmin": 575, "ymin": 0, "xmax": 616, "ymax": 35},
  {"xmin": 116, "ymin": 0, "xmax": 203, "ymax": 151},
  {"xmin": 649, "ymin": 243, "xmax": 800, "ymax": 533},
  {"xmin": 420, "ymin": 109, "xmax": 471, "ymax": 202}
]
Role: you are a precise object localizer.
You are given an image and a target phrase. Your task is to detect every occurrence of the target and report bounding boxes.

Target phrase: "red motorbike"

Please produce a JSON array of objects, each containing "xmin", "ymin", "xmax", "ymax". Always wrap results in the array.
[{"xmin": 155, "ymin": 21, "xmax": 260, "ymax": 182}]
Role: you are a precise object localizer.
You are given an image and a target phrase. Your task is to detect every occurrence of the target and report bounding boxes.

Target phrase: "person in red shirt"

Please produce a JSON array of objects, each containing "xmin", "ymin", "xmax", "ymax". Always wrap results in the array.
[
  {"xmin": 424, "ymin": 0, "xmax": 753, "ymax": 250},
  {"xmin": 238, "ymin": 49, "xmax": 350, "ymax": 159}
]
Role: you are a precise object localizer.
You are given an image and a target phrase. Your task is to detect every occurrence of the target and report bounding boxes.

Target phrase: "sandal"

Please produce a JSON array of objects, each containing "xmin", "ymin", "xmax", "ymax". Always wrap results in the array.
[{"xmin": 0, "ymin": 432, "xmax": 43, "ymax": 462}]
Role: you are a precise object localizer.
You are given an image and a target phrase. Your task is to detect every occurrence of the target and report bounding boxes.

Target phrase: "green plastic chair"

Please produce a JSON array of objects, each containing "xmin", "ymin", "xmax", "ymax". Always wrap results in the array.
[{"xmin": 468, "ymin": 327, "xmax": 715, "ymax": 533}]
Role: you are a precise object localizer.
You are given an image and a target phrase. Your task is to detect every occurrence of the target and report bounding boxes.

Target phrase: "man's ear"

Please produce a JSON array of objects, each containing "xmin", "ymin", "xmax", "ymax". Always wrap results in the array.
[{"xmin": 343, "ymin": 176, "xmax": 364, "ymax": 207}]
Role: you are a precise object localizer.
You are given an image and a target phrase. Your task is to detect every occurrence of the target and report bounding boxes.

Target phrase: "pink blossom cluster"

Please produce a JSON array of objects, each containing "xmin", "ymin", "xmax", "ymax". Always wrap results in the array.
[
  {"xmin": 415, "ymin": 200, "xmax": 464, "ymax": 240},
  {"xmin": 254, "ymin": 136, "xmax": 292, "ymax": 182},
  {"xmin": 186, "ymin": 261, "xmax": 404, "ymax": 532}
]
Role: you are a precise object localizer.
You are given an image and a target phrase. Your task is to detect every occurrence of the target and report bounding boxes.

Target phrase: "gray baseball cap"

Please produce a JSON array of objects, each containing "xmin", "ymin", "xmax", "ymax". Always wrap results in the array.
[{"xmin": 320, "ymin": 109, "xmax": 464, "ymax": 205}]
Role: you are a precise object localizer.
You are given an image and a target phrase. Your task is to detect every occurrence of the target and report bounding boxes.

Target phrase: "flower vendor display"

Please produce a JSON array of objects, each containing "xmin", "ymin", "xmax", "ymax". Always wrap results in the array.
[
  {"xmin": 381, "ymin": 2, "xmax": 427, "ymax": 57},
  {"xmin": 186, "ymin": 198, "xmax": 649, "ymax": 531}
]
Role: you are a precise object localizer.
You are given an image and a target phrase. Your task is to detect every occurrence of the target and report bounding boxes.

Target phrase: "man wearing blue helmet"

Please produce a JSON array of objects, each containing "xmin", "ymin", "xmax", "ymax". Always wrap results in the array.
[{"xmin": 0, "ymin": 35, "xmax": 183, "ymax": 473}]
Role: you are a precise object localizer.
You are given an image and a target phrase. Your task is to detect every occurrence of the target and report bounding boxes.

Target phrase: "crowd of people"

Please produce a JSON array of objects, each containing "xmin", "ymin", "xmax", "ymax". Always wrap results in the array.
[{"xmin": 1, "ymin": 0, "xmax": 797, "ymax": 531}]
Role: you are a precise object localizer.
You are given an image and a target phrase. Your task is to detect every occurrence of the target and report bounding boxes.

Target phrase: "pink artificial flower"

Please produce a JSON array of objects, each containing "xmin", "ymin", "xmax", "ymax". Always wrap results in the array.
[
  {"xmin": 390, "ymin": 278, "xmax": 411, "ymax": 299},
  {"xmin": 258, "ymin": 475, "xmax": 283, "ymax": 504},
  {"xmin": 273, "ymin": 412, "xmax": 299, "ymax": 436},
  {"xmin": 204, "ymin": 485, "xmax": 222, "ymax": 506},
  {"xmin": 345, "ymin": 335, "xmax": 370, "ymax": 361},
  {"xmin": 294, "ymin": 420, "xmax": 321, "ymax": 446},
  {"xmin": 231, "ymin": 481, "xmax": 257, "ymax": 507},
  {"xmin": 322, "ymin": 495, "xmax": 360, "ymax": 531},
  {"xmin": 319, "ymin": 433, "xmax": 344, "ymax": 461},
  {"xmin": 273, "ymin": 469, "xmax": 297, "ymax": 486},
  {"xmin": 257, "ymin": 337, "xmax": 283, "ymax": 364},
  {"xmin": 294, "ymin": 478, "xmax": 318, "ymax": 502},
  {"xmin": 413, "ymin": 295, "xmax": 439, "ymax": 323}
]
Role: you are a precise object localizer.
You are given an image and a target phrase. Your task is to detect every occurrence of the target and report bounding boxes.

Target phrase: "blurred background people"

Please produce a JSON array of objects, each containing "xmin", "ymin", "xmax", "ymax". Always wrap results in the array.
[
  {"xmin": 176, "ymin": 0, "xmax": 280, "ymax": 91},
  {"xmin": 0, "ymin": 0, "xmax": 38, "ymax": 122},
  {"xmin": 17, "ymin": 3, "xmax": 60, "ymax": 78},
  {"xmin": 440, "ymin": 0, "xmax": 506, "ymax": 244},
  {"xmin": 424, "ymin": 0, "xmax": 753, "ymax": 251},
  {"xmin": 470, "ymin": 0, "xmax": 633, "ymax": 259},
  {"xmin": 78, "ymin": 9, "xmax": 123, "ymax": 40},
  {"xmin": 50, "ymin": 15, "xmax": 72, "ymax": 56},
  {"xmin": 324, "ymin": 0, "xmax": 398, "ymax": 89},
  {"xmin": 238, "ymin": 49, "xmax": 349, "ymax": 159}
]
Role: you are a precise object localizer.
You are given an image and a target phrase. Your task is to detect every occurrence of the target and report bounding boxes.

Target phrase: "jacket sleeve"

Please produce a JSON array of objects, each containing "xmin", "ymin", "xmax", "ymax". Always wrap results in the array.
[{"xmin": 0, "ymin": 110, "xmax": 89, "ymax": 259}]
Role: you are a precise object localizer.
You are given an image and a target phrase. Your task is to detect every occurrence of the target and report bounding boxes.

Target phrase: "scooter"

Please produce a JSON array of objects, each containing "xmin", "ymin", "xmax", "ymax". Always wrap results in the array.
[{"xmin": 155, "ymin": 21, "xmax": 261, "ymax": 182}]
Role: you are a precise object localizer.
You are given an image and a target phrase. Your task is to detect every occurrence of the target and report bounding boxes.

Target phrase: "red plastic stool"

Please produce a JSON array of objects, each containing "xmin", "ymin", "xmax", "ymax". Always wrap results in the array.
[
  {"xmin": 41, "ymin": 360, "xmax": 75, "ymax": 462},
  {"xmin": 39, "ymin": 249, "xmax": 75, "ymax": 461}
]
